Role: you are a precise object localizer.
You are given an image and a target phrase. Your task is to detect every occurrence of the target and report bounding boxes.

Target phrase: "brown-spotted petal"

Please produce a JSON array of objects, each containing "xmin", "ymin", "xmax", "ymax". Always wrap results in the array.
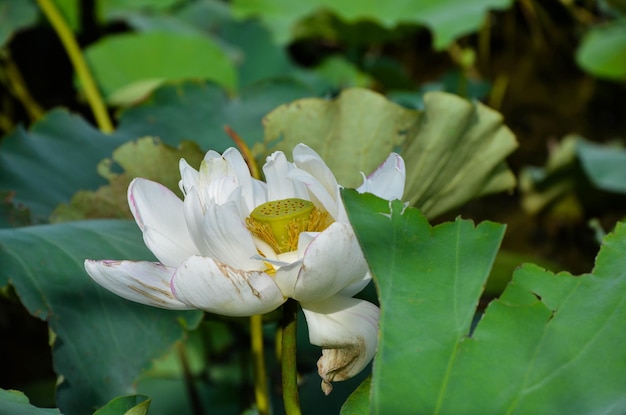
[
  {"xmin": 170, "ymin": 255, "xmax": 286, "ymax": 316},
  {"xmin": 301, "ymin": 295, "xmax": 379, "ymax": 395},
  {"xmin": 84, "ymin": 259, "xmax": 192, "ymax": 310}
]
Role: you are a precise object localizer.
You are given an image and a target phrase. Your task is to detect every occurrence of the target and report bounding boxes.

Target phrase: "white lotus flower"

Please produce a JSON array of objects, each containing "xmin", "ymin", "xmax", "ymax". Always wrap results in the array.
[{"xmin": 85, "ymin": 143, "xmax": 405, "ymax": 393}]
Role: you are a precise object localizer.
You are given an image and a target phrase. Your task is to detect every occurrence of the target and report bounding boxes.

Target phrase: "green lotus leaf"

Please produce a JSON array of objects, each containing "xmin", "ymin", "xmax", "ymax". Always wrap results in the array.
[
  {"xmin": 343, "ymin": 189, "xmax": 626, "ymax": 414},
  {"xmin": 0, "ymin": 220, "xmax": 202, "ymax": 414}
]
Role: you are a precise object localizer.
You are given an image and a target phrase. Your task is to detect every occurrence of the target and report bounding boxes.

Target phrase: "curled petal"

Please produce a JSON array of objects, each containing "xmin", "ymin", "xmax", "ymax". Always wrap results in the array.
[
  {"xmin": 179, "ymin": 158, "xmax": 199, "ymax": 196},
  {"xmin": 357, "ymin": 153, "xmax": 406, "ymax": 201},
  {"xmin": 222, "ymin": 147, "xmax": 251, "ymax": 179},
  {"xmin": 193, "ymin": 148, "xmax": 267, "ymax": 216},
  {"xmin": 184, "ymin": 189, "xmax": 263, "ymax": 271},
  {"xmin": 128, "ymin": 178, "xmax": 199, "ymax": 266},
  {"xmin": 199, "ymin": 150, "xmax": 229, "ymax": 180},
  {"xmin": 301, "ymin": 296, "xmax": 379, "ymax": 395},
  {"xmin": 202, "ymin": 176, "xmax": 241, "ymax": 207},
  {"xmin": 223, "ymin": 148, "xmax": 267, "ymax": 214},
  {"xmin": 196, "ymin": 153, "xmax": 241, "ymax": 205},
  {"xmin": 289, "ymin": 144, "xmax": 341, "ymax": 219},
  {"xmin": 292, "ymin": 144, "xmax": 339, "ymax": 198},
  {"xmin": 171, "ymin": 256, "xmax": 285, "ymax": 316},
  {"xmin": 85, "ymin": 259, "xmax": 192, "ymax": 310},
  {"xmin": 263, "ymin": 151, "xmax": 308, "ymax": 201},
  {"xmin": 203, "ymin": 149, "xmax": 222, "ymax": 161},
  {"xmin": 292, "ymin": 223, "xmax": 369, "ymax": 303}
]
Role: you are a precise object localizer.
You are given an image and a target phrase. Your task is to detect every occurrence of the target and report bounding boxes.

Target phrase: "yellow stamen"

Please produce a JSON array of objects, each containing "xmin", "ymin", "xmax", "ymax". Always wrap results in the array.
[
  {"xmin": 247, "ymin": 198, "xmax": 330, "ymax": 254},
  {"xmin": 262, "ymin": 261, "xmax": 277, "ymax": 276}
]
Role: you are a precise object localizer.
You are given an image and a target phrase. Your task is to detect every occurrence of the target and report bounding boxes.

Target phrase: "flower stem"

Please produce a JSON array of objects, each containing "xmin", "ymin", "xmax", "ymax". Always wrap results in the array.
[
  {"xmin": 176, "ymin": 342, "xmax": 204, "ymax": 415},
  {"xmin": 250, "ymin": 314, "xmax": 270, "ymax": 415},
  {"xmin": 282, "ymin": 299, "xmax": 302, "ymax": 415},
  {"xmin": 2, "ymin": 53, "xmax": 44, "ymax": 121},
  {"xmin": 36, "ymin": 0, "xmax": 113, "ymax": 133}
]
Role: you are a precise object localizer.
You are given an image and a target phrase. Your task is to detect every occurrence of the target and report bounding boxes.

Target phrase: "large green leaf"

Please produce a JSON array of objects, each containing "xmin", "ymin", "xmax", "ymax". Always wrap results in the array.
[
  {"xmin": 232, "ymin": 0, "xmax": 513, "ymax": 50},
  {"xmin": 117, "ymin": 80, "xmax": 313, "ymax": 152},
  {"xmin": 0, "ymin": 0, "xmax": 38, "ymax": 47},
  {"xmin": 343, "ymin": 190, "xmax": 626, "ymax": 414},
  {"xmin": 0, "ymin": 190, "xmax": 31, "ymax": 227},
  {"xmin": 402, "ymin": 91, "xmax": 518, "ymax": 218},
  {"xmin": 339, "ymin": 377, "xmax": 371, "ymax": 415},
  {"xmin": 576, "ymin": 20, "xmax": 626, "ymax": 80},
  {"xmin": 263, "ymin": 89, "xmax": 517, "ymax": 218},
  {"xmin": 0, "ymin": 110, "xmax": 131, "ymax": 223},
  {"xmin": 83, "ymin": 31, "xmax": 236, "ymax": 105},
  {"xmin": 262, "ymin": 88, "xmax": 419, "ymax": 188},
  {"xmin": 0, "ymin": 388, "xmax": 61, "ymax": 415},
  {"xmin": 343, "ymin": 190, "xmax": 505, "ymax": 413},
  {"xmin": 0, "ymin": 220, "xmax": 202, "ymax": 415}
]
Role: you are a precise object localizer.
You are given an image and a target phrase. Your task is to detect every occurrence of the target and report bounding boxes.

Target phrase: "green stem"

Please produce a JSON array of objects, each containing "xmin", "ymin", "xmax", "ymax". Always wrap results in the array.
[
  {"xmin": 0, "ymin": 112, "xmax": 13, "ymax": 134},
  {"xmin": 478, "ymin": 13, "xmax": 491, "ymax": 77},
  {"xmin": 176, "ymin": 342, "xmax": 204, "ymax": 415},
  {"xmin": 251, "ymin": 314, "xmax": 270, "ymax": 415},
  {"xmin": 2, "ymin": 53, "xmax": 44, "ymax": 121},
  {"xmin": 281, "ymin": 299, "xmax": 302, "ymax": 415},
  {"xmin": 36, "ymin": 0, "xmax": 113, "ymax": 133}
]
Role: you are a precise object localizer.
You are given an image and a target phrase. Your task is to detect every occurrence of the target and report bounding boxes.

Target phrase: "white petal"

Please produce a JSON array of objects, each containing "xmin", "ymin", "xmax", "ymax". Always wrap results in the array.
[
  {"xmin": 178, "ymin": 158, "xmax": 199, "ymax": 196},
  {"xmin": 184, "ymin": 189, "xmax": 263, "ymax": 271},
  {"xmin": 128, "ymin": 178, "xmax": 199, "ymax": 266},
  {"xmin": 201, "ymin": 175, "xmax": 241, "ymax": 206},
  {"xmin": 250, "ymin": 179, "xmax": 269, "ymax": 209},
  {"xmin": 301, "ymin": 296, "xmax": 379, "ymax": 395},
  {"xmin": 171, "ymin": 255, "xmax": 285, "ymax": 316},
  {"xmin": 357, "ymin": 153, "xmax": 405, "ymax": 201},
  {"xmin": 273, "ymin": 260, "xmax": 302, "ymax": 298},
  {"xmin": 293, "ymin": 144, "xmax": 339, "ymax": 197},
  {"xmin": 222, "ymin": 147, "xmax": 250, "ymax": 177},
  {"xmin": 334, "ymin": 198, "xmax": 350, "ymax": 225},
  {"xmin": 338, "ymin": 271, "xmax": 372, "ymax": 297},
  {"xmin": 263, "ymin": 151, "xmax": 308, "ymax": 201},
  {"xmin": 250, "ymin": 236, "xmax": 279, "ymax": 260},
  {"xmin": 272, "ymin": 231, "xmax": 315, "ymax": 297},
  {"xmin": 193, "ymin": 148, "xmax": 265, "ymax": 218},
  {"xmin": 142, "ymin": 227, "xmax": 197, "ymax": 268},
  {"xmin": 292, "ymin": 223, "xmax": 369, "ymax": 303},
  {"xmin": 287, "ymin": 168, "xmax": 339, "ymax": 220},
  {"xmin": 223, "ymin": 147, "xmax": 268, "ymax": 214},
  {"xmin": 290, "ymin": 144, "xmax": 342, "ymax": 219},
  {"xmin": 203, "ymin": 149, "xmax": 222, "ymax": 161},
  {"xmin": 196, "ymin": 154, "xmax": 240, "ymax": 207},
  {"xmin": 85, "ymin": 259, "xmax": 192, "ymax": 310}
]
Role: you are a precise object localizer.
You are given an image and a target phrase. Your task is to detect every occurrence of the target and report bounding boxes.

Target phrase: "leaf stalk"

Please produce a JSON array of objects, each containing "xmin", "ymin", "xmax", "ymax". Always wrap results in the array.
[{"xmin": 37, "ymin": 0, "xmax": 113, "ymax": 133}]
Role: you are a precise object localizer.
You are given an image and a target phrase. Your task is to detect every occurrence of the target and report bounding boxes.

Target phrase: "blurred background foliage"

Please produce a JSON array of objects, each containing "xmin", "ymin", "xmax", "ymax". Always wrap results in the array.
[{"xmin": 1, "ymin": 0, "xmax": 626, "ymax": 413}]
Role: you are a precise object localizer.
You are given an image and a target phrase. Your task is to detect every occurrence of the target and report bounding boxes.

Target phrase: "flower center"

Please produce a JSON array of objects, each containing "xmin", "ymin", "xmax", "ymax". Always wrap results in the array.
[{"xmin": 246, "ymin": 198, "xmax": 330, "ymax": 254}]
